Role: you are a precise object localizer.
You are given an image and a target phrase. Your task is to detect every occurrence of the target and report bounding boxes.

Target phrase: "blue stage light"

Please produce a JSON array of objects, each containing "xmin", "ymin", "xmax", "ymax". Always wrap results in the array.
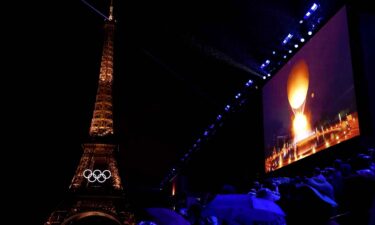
[
  {"xmin": 311, "ymin": 3, "xmax": 318, "ymax": 11},
  {"xmin": 305, "ymin": 12, "xmax": 311, "ymax": 19},
  {"xmin": 245, "ymin": 80, "xmax": 253, "ymax": 87},
  {"xmin": 282, "ymin": 33, "xmax": 293, "ymax": 45},
  {"xmin": 304, "ymin": 3, "xmax": 319, "ymax": 19}
]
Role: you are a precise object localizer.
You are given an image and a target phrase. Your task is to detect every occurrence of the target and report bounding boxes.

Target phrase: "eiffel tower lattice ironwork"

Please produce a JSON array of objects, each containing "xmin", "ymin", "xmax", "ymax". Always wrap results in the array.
[{"xmin": 44, "ymin": 1, "xmax": 135, "ymax": 224}]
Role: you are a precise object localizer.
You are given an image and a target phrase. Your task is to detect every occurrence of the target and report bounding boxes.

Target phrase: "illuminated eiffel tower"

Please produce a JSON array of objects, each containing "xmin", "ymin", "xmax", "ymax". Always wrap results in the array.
[{"xmin": 44, "ymin": 1, "xmax": 135, "ymax": 224}]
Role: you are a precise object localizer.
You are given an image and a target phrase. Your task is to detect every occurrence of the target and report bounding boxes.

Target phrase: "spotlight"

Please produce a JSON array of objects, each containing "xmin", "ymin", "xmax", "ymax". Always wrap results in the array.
[
  {"xmin": 305, "ymin": 12, "xmax": 311, "ymax": 18},
  {"xmin": 263, "ymin": 76, "xmax": 266, "ymax": 80},
  {"xmin": 245, "ymin": 79, "xmax": 253, "ymax": 87},
  {"xmin": 303, "ymin": 3, "xmax": 319, "ymax": 20},
  {"xmin": 308, "ymin": 31, "xmax": 312, "ymax": 36},
  {"xmin": 300, "ymin": 38, "xmax": 305, "ymax": 42},
  {"xmin": 282, "ymin": 33, "xmax": 293, "ymax": 45},
  {"xmin": 299, "ymin": 20, "xmax": 303, "ymax": 24},
  {"xmin": 267, "ymin": 73, "xmax": 271, "ymax": 77},
  {"xmin": 289, "ymin": 50, "xmax": 292, "ymax": 53},
  {"xmin": 311, "ymin": 3, "xmax": 318, "ymax": 11},
  {"xmin": 261, "ymin": 60, "xmax": 270, "ymax": 69},
  {"xmin": 283, "ymin": 55, "xmax": 287, "ymax": 59},
  {"xmin": 294, "ymin": 44, "xmax": 299, "ymax": 48},
  {"xmin": 272, "ymin": 51, "xmax": 276, "ymax": 55}
]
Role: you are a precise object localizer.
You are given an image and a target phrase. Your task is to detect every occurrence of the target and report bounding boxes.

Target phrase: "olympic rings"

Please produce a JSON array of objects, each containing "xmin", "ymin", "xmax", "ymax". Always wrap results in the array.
[{"xmin": 83, "ymin": 169, "xmax": 111, "ymax": 183}]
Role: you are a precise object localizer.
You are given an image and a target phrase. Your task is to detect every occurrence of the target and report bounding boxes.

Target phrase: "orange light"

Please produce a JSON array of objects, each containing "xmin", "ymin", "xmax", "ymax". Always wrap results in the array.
[
  {"xmin": 293, "ymin": 112, "xmax": 311, "ymax": 143},
  {"xmin": 287, "ymin": 60, "xmax": 310, "ymax": 109},
  {"xmin": 293, "ymin": 113, "xmax": 308, "ymax": 133},
  {"xmin": 172, "ymin": 181, "xmax": 176, "ymax": 196}
]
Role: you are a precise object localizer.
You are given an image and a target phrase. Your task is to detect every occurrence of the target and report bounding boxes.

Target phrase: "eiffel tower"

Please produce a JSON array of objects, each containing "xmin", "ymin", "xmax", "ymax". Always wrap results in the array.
[{"xmin": 44, "ymin": 1, "xmax": 135, "ymax": 224}]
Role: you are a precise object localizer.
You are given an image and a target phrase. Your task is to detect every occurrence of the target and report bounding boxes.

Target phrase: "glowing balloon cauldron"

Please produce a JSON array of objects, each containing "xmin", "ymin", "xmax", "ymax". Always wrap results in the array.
[{"xmin": 287, "ymin": 60, "xmax": 311, "ymax": 143}]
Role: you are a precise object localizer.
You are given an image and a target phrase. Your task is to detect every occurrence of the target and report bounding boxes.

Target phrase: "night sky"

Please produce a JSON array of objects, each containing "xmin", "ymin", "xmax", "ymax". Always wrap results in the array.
[
  {"xmin": 10, "ymin": 1, "xmax": 375, "ymax": 224},
  {"xmin": 15, "ymin": 1, "xmax": 263, "ymax": 224}
]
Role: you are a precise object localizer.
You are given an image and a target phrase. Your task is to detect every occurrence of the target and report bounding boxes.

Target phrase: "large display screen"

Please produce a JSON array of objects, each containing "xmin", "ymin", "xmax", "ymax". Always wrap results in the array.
[{"xmin": 263, "ymin": 7, "xmax": 360, "ymax": 173}]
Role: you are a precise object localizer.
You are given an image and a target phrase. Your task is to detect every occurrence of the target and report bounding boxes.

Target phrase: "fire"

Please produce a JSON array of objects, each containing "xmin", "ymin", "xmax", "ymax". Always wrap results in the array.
[
  {"xmin": 293, "ymin": 112, "xmax": 311, "ymax": 143},
  {"xmin": 287, "ymin": 60, "xmax": 312, "ymax": 143},
  {"xmin": 293, "ymin": 113, "xmax": 308, "ymax": 134}
]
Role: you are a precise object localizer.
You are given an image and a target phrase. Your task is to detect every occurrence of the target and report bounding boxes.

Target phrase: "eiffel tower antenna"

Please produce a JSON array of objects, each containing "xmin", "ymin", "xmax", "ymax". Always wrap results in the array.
[{"xmin": 109, "ymin": 0, "xmax": 114, "ymax": 21}]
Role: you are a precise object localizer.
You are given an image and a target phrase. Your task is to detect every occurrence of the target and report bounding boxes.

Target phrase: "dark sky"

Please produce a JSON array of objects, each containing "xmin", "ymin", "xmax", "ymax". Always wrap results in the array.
[
  {"xmin": 27, "ymin": 0, "xmax": 271, "ymax": 187},
  {"xmin": 15, "ymin": 1, "xmax": 263, "ymax": 224},
  {"xmin": 12, "ymin": 1, "xmax": 373, "ymax": 224}
]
